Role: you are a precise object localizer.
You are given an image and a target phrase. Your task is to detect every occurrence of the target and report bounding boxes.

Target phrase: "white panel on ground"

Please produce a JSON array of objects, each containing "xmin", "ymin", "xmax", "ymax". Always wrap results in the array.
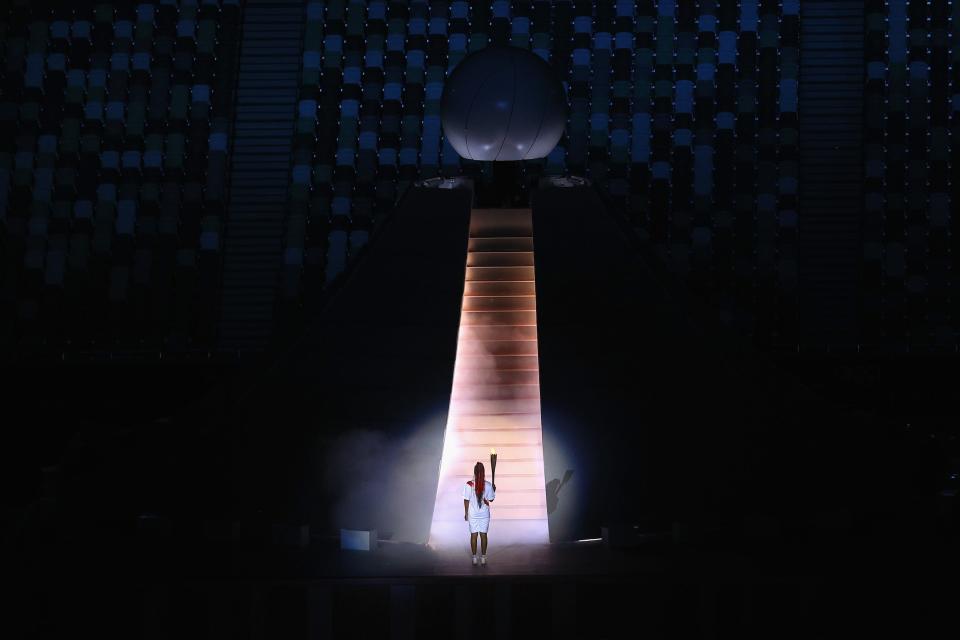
[{"xmin": 429, "ymin": 209, "xmax": 550, "ymax": 549}]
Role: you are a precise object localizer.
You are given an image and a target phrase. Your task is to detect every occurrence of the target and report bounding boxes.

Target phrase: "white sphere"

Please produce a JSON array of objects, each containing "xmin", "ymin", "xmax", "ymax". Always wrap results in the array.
[{"xmin": 441, "ymin": 46, "xmax": 567, "ymax": 162}]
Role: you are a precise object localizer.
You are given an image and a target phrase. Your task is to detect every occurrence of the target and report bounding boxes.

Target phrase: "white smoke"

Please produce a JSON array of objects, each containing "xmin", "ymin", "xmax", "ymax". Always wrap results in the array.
[{"xmin": 321, "ymin": 413, "xmax": 446, "ymax": 544}]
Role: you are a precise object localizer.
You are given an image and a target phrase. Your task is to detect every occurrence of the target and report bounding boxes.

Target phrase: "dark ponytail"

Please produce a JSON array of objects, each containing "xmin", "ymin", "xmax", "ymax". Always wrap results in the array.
[{"xmin": 473, "ymin": 462, "xmax": 485, "ymax": 508}]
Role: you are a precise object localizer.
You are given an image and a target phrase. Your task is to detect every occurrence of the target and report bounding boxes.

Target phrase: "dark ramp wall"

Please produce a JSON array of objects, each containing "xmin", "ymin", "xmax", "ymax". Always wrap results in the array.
[
  {"xmin": 532, "ymin": 186, "xmax": 813, "ymax": 540},
  {"xmin": 238, "ymin": 187, "xmax": 472, "ymax": 541}
]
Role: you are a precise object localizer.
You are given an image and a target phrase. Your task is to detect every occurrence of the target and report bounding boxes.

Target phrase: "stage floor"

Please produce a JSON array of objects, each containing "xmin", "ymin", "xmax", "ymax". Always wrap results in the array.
[
  {"xmin": 329, "ymin": 540, "xmax": 663, "ymax": 579},
  {"xmin": 219, "ymin": 535, "xmax": 824, "ymax": 584}
]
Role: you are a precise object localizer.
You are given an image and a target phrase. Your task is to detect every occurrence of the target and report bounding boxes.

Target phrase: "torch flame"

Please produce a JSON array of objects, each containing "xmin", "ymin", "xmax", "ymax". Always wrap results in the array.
[{"xmin": 491, "ymin": 448, "xmax": 496, "ymax": 455}]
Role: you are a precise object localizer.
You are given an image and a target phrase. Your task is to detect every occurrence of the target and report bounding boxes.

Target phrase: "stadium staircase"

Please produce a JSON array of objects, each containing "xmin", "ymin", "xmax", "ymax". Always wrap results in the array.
[{"xmin": 219, "ymin": 1, "xmax": 303, "ymax": 353}]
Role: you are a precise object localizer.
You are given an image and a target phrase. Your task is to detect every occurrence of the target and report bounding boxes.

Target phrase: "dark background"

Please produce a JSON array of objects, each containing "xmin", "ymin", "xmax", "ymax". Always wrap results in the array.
[{"xmin": 2, "ymin": 1, "xmax": 958, "ymax": 638}]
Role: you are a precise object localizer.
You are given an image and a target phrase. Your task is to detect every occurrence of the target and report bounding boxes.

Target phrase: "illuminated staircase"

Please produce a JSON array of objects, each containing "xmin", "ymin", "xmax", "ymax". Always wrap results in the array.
[{"xmin": 428, "ymin": 209, "xmax": 550, "ymax": 548}]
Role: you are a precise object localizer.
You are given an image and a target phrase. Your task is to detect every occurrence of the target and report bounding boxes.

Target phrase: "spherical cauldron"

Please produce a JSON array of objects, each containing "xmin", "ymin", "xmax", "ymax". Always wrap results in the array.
[{"xmin": 440, "ymin": 46, "xmax": 567, "ymax": 162}]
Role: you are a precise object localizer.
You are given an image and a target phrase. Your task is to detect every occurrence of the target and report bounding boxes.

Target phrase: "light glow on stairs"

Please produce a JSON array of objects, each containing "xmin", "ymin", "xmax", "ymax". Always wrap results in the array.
[{"xmin": 428, "ymin": 209, "xmax": 550, "ymax": 548}]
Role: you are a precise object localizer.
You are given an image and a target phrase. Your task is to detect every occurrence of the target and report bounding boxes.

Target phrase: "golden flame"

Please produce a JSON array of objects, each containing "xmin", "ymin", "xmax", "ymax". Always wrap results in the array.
[{"xmin": 490, "ymin": 448, "xmax": 496, "ymax": 455}]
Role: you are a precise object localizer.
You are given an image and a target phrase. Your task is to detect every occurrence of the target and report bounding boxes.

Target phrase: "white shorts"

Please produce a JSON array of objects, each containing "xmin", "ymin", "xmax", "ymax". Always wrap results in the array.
[{"xmin": 468, "ymin": 514, "xmax": 490, "ymax": 533}]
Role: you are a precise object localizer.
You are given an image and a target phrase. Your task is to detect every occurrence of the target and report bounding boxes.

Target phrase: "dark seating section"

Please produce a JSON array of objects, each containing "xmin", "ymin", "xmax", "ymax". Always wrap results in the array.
[
  {"xmin": 0, "ymin": 0, "xmax": 240, "ymax": 352},
  {"xmin": 863, "ymin": 0, "xmax": 956, "ymax": 345}
]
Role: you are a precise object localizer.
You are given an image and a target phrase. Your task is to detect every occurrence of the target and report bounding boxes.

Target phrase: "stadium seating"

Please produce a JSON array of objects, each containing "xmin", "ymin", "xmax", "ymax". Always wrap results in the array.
[
  {"xmin": 282, "ymin": 1, "xmax": 802, "ymax": 339},
  {"xmin": 863, "ymin": 0, "xmax": 955, "ymax": 345},
  {"xmin": 2, "ymin": 1, "xmax": 955, "ymax": 353},
  {"xmin": 0, "ymin": 0, "xmax": 240, "ymax": 351}
]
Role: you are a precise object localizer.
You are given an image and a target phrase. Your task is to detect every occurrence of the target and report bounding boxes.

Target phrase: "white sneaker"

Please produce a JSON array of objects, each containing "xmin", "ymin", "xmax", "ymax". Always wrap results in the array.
[
  {"xmin": 471, "ymin": 555, "xmax": 478, "ymax": 566},
  {"xmin": 480, "ymin": 555, "xmax": 487, "ymax": 566}
]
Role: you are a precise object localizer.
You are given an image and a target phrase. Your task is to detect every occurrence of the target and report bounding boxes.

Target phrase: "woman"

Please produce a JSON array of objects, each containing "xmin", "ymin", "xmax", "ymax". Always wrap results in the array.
[{"xmin": 463, "ymin": 461, "xmax": 496, "ymax": 566}]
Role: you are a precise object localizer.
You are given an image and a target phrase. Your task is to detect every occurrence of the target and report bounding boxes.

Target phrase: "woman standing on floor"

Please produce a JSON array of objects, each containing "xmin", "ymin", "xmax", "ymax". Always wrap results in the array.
[{"xmin": 463, "ymin": 461, "xmax": 496, "ymax": 566}]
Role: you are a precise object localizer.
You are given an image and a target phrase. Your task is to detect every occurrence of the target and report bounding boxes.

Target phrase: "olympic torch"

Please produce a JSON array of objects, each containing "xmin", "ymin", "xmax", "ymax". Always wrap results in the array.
[{"xmin": 490, "ymin": 448, "xmax": 497, "ymax": 489}]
